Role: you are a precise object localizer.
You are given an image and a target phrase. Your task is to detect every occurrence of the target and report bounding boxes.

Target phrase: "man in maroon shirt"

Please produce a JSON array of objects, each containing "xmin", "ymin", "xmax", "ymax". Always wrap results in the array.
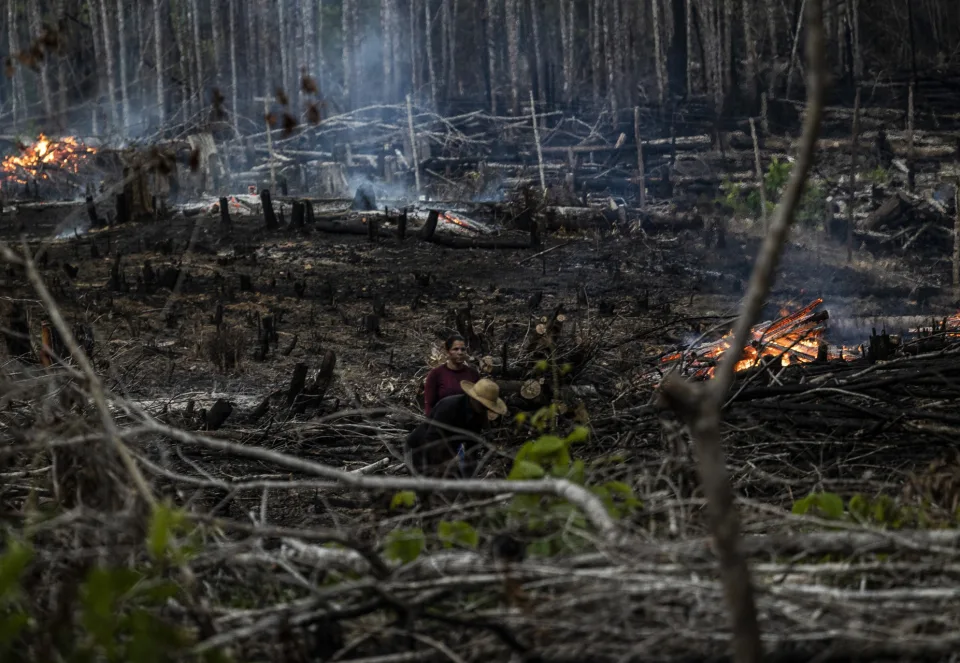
[{"xmin": 423, "ymin": 334, "xmax": 480, "ymax": 416}]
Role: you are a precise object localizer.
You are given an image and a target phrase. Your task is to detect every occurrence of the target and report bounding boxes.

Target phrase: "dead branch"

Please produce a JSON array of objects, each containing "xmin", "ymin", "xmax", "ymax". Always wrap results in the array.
[{"xmin": 658, "ymin": 2, "xmax": 827, "ymax": 663}]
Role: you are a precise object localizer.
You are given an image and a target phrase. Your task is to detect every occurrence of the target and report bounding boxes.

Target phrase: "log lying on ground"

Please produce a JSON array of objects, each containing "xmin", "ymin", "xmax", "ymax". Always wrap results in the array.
[{"xmin": 419, "ymin": 210, "xmax": 531, "ymax": 249}]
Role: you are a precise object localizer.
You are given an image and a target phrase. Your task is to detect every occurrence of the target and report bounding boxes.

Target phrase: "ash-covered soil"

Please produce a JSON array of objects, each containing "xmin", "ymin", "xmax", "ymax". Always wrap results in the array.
[{"xmin": 1, "ymin": 199, "xmax": 953, "ymax": 528}]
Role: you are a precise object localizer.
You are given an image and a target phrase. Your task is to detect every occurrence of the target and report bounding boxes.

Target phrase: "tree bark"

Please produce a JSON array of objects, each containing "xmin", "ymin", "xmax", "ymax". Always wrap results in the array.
[
  {"xmin": 530, "ymin": 0, "xmax": 545, "ymax": 103},
  {"xmin": 342, "ymin": 0, "xmax": 353, "ymax": 108},
  {"xmin": 99, "ymin": 0, "xmax": 118, "ymax": 129},
  {"xmin": 381, "ymin": 0, "xmax": 395, "ymax": 103},
  {"xmin": 591, "ymin": 0, "xmax": 601, "ymax": 104},
  {"xmin": 505, "ymin": 0, "xmax": 520, "ymax": 114},
  {"xmin": 27, "ymin": 0, "xmax": 53, "ymax": 125},
  {"xmin": 7, "ymin": 1, "xmax": 24, "ymax": 129},
  {"xmin": 603, "ymin": 0, "xmax": 616, "ymax": 115},
  {"xmin": 741, "ymin": 0, "xmax": 758, "ymax": 110},
  {"xmin": 229, "ymin": 0, "xmax": 239, "ymax": 135},
  {"xmin": 211, "ymin": 0, "xmax": 223, "ymax": 87},
  {"xmin": 652, "ymin": 0, "xmax": 667, "ymax": 107},
  {"xmin": 425, "ymin": 0, "xmax": 437, "ymax": 108},
  {"xmin": 190, "ymin": 0, "xmax": 203, "ymax": 116},
  {"xmin": 115, "ymin": 0, "xmax": 130, "ymax": 133}
]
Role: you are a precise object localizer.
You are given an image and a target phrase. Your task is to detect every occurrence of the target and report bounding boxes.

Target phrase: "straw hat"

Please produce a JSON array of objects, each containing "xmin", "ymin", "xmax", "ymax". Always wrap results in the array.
[{"xmin": 460, "ymin": 379, "xmax": 508, "ymax": 418}]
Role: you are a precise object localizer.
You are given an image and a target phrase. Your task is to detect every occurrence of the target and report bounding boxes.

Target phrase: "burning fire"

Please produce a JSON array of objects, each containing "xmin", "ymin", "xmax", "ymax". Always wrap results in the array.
[
  {"xmin": 440, "ymin": 211, "xmax": 478, "ymax": 231},
  {"xmin": 662, "ymin": 298, "xmax": 857, "ymax": 379},
  {"xmin": 1, "ymin": 134, "xmax": 97, "ymax": 185}
]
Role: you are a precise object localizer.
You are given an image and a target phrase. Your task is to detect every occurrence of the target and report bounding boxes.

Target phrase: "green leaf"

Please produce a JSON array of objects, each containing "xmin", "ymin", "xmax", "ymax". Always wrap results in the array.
[
  {"xmin": 534, "ymin": 360, "xmax": 549, "ymax": 373},
  {"xmin": 0, "ymin": 539, "xmax": 32, "ymax": 600},
  {"xmin": 565, "ymin": 459, "xmax": 585, "ymax": 485},
  {"xmin": 0, "ymin": 610, "xmax": 28, "ymax": 647},
  {"xmin": 528, "ymin": 435, "xmax": 565, "ymax": 460},
  {"xmin": 564, "ymin": 426, "xmax": 589, "ymax": 445},
  {"xmin": 508, "ymin": 460, "xmax": 545, "ymax": 481},
  {"xmin": 383, "ymin": 529, "xmax": 425, "ymax": 564},
  {"xmin": 791, "ymin": 495, "xmax": 814, "ymax": 515},
  {"xmin": 604, "ymin": 481, "xmax": 642, "ymax": 510},
  {"xmin": 437, "ymin": 521, "xmax": 479, "ymax": 550},
  {"xmin": 815, "ymin": 492, "xmax": 844, "ymax": 520},
  {"xmin": 389, "ymin": 491, "xmax": 417, "ymax": 510},
  {"xmin": 147, "ymin": 503, "xmax": 184, "ymax": 561},
  {"xmin": 847, "ymin": 494, "xmax": 869, "ymax": 520},
  {"xmin": 526, "ymin": 538, "xmax": 555, "ymax": 558}
]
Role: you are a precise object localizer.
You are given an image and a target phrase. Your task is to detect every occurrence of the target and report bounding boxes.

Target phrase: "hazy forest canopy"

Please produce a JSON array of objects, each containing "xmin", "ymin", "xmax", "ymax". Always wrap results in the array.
[{"xmin": 2, "ymin": 0, "xmax": 960, "ymax": 138}]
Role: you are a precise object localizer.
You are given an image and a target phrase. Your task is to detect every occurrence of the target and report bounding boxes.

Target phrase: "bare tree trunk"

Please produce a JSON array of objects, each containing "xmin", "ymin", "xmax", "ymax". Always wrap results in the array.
[
  {"xmin": 7, "ymin": 1, "xmax": 23, "ymax": 129},
  {"xmin": 172, "ymin": 0, "xmax": 191, "ymax": 124},
  {"xmin": 559, "ymin": 0, "xmax": 571, "ymax": 102},
  {"xmin": 765, "ymin": 0, "xmax": 777, "ymax": 96},
  {"xmin": 484, "ymin": 0, "xmax": 498, "ymax": 113},
  {"xmin": 229, "ymin": 0, "xmax": 239, "ymax": 134},
  {"xmin": 449, "ymin": 0, "xmax": 458, "ymax": 96},
  {"xmin": 440, "ymin": 0, "xmax": 449, "ymax": 96},
  {"xmin": 189, "ymin": 0, "xmax": 203, "ymax": 115},
  {"xmin": 591, "ymin": 0, "xmax": 601, "ymax": 104},
  {"xmin": 613, "ymin": 0, "xmax": 625, "ymax": 101},
  {"xmin": 851, "ymin": 0, "xmax": 862, "ymax": 80},
  {"xmin": 686, "ymin": 0, "xmax": 693, "ymax": 95},
  {"xmin": 652, "ymin": 0, "xmax": 666, "ymax": 107},
  {"xmin": 56, "ymin": 0, "xmax": 67, "ymax": 130},
  {"xmin": 410, "ymin": 0, "xmax": 420, "ymax": 100},
  {"xmin": 28, "ymin": 1, "xmax": 53, "ymax": 126},
  {"xmin": 98, "ymin": 0, "xmax": 118, "ymax": 129},
  {"xmin": 89, "ymin": 0, "xmax": 104, "ymax": 132},
  {"xmin": 505, "ymin": 0, "xmax": 520, "ymax": 114},
  {"xmin": 278, "ymin": 0, "xmax": 289, "ymax": 100},
  {"xmin": 351, "ymin": 0, "xmax": 360, "ymax": 103},
  {"xmin": 381, "ymin": 0, "xmax": 394, "ymax": 102},
  {"xmin": 603, "ymin": 0, "xmax": 616, "ymax": 115},
  {"xmin": 425, "ymin": 0, "xmax": 437, "ymax": 108},
  {"xmin": 722, "ymin": 0, "xmax": 733, "ymax": 95},
  {"xmin": 847, "ymin": 85, "xmax": 860, "ymax": 263},
  {"xmin": 343, "ymin": 0, "xmax": 353, "ymax": 108},
  {"xmin": 211, "ymin": 0, "xmax": 223, "ymax": 86},
  {"xmin": 742, "ymin": 0, "xmax": 758, "ymax": 108},
  {"xmin": 530, "ymin": 0, "xmax": 544, "ymax": 103},
  {"xmin": 115, "ymin": 0, "xmax": 130, "ymax": 133},
  {"xmin": 246, "ymin": 0, "xmax": 259, "ymax": 112}
]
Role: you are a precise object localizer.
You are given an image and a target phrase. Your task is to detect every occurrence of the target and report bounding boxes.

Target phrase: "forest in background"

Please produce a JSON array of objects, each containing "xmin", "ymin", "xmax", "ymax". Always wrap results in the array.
[{"xmin": 0, "ymin": 0, "xmax": 959, "ymax": 140}]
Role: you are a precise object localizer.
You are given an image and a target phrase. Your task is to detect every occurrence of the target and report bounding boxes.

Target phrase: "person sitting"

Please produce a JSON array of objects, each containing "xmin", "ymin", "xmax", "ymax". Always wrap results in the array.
[
  {"xmin": 405, "ymin": 378, "xmax": 508, "ymax": 479},
  {"xmin": 423, "ymin": 334, "xmax": 480, "ymax": 416}
]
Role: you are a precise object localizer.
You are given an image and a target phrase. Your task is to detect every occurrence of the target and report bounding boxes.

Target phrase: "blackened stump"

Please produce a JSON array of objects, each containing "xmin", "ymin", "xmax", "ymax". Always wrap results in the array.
[{"xmin": 261, "ymin": 189, "xmax": 279, "ymax": 229}]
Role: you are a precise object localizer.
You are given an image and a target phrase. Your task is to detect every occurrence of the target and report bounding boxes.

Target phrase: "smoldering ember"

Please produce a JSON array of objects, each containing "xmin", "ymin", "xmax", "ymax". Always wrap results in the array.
[{"xmin": 4, "ymin": 1, "xmax": 960, "ymax": 661}]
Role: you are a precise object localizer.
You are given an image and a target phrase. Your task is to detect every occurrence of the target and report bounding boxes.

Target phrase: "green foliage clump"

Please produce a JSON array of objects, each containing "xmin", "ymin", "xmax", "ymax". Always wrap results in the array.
[
  {"xmin": 0, "ymin": 503, "xmax": 231, "ymax": 663},
  {"xmin": 718, "ymin": 157, "xmax": 826, "ymax": 226},
  {"xmin": 792, "ymin": 491, "xmax": 960, "ymax": 530}
]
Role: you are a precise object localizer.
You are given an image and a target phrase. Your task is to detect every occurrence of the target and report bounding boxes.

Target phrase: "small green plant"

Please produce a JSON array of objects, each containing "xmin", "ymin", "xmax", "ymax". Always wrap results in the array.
[
  {"xmin": 864, "ymin": 166, "xmax": 889, "ymax": 185},
  {"xmin": 792, "ymin": 491, "xmax": 960, "ymax": 530}
]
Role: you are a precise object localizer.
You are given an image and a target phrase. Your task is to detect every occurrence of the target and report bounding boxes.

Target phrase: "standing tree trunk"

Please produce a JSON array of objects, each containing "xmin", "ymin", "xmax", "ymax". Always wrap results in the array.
[
  {"xmin": 229, "ymin": 0, "xmax": 239, "ymax": 134},
  {"xmin": 424, "ymin": 0, "xmax": 437, "ymax": 108},
  {"xmin": 530, "ymin": 0, "xmax": 544, "ymax": 103},
  {"xmin": 851, "ymin": 0, "xmax": 862, "ymax": 80},
  {"xmin": 99, "ymin": 0, "xmax": 118, "ymax": 129},
  {"xmin": 28, "ymin": 1, "xmax": 54, "ymax": 125},
  {"xmin": 440, "ymin": 0, "xmax": 449, "ymax": 98},
  {"xmin": 722, "ymin": 0, "xmax": 733, "ymax": 99},
  {"xmin": 7, "ymin": 1, "xmax": 24, "ymax": 129},
  {"xmin": 485, "ymin": 0, "xmax": 498, "ymax": 113},
  {"xmin": 211, "ymin": 0, "xmax": 223, "ymax": 87},
  {"xmin": 56, "ymin": 0, "xmax": 67, "ymax": 130},
  {"xmin": 190, "ymin": 0, "xmax": 203, "ymax": 115},
  {"xmin": 765, "ymin": 0, "xmax": 778, "ymax": 96},
  {"xmin": 590, "ymin": 0, "xmax": 601, "ymax": 104},
  {"xmin": 685, "ymin": 0, "xmax": 694, "ymax": 95},
  {"xmin": 505, "ymin": 0, "xmax": 520, "ymax": 114},
  {"xmin": 603, "ymin": 0, "xmax": 616, "ymax": 116},
  {"xmin": 278, "ymin": 0, "xmax": 289, "ymax": 102},
  {"xmin": 89, "ymin": 0, "xmax": 104, "ymax": 132},
  {"xmin": 741, "ymin": 0, "xmax": 758, "ymax": 110},
  {"xmin": 381, "ymin": 0, "xmax": 395, "ymax": 103},
  {"xmin": 652, "ymin": 0, "xmax": 667, "ymax": 107},
  {"xmin": 115, "ymin": 0, "xmax": 130, "ymax": 133},
  {"xmin": 559, "ymin": 0, "xmax": 571, "ymax": 103},
  {"xmin": 343, "ymin": 0, "xmax": 353, "ymax": 108}
]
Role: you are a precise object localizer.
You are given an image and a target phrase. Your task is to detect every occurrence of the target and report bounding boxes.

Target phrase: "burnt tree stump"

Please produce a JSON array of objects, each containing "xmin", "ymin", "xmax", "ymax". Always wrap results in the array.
[
  {"xmin": 287, "ymin": 362, "xmax": 308, "ymax": 406},
  {"xmin": 239, "ymin": 274, "xmax": 253, "ymax": 292},
  {"xmin": 219, "ymin": 197, "xmax": 232, "ymax": 230},
  {"xmin": 261, "ymin": 189, "xmax": 279, "ymax": 229},
  {"xmin": 304, "ymin": 199, "xmax": 316, "ymax": 224},
  {"xmin": 296, "ymin": 350, "xmax": 337, "ymax": 414},
  {"xmin": 85, "ymin": 196, "xmax": 101, "ymax": 228},
  {"xmin": 397, "ymin": 208, "xmax": 407, "ymax": 241},
  {"xmin": 204, "ymin": 399, "xmax": 233, "ymax": 431},
  {"xmin": 291, "ymin": 200, "xmax": 305, "ymax": 228},
  {"xmin": 419, "ymin": 209, "xmax": 439, "ymax": 240}
]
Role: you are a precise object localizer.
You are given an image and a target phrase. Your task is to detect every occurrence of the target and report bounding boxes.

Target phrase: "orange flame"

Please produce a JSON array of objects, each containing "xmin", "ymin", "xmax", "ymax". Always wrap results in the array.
[
  {"xmin": 662, "ymin": 299, "xmax": 857, "ymax": 379},
  {"xmin": 1, "ymin": 134, "xmax": 97, "ymax": 185},
  {"xmin": 440, "ymin": 211, "xmax": 475, "ymax": 231}
]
